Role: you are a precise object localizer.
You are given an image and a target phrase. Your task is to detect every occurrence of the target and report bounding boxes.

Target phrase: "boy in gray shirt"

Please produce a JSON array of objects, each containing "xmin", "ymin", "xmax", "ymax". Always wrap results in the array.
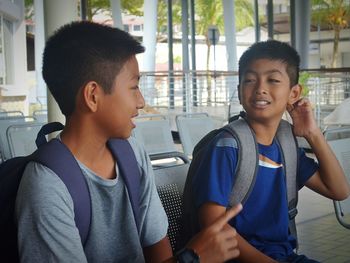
[{"xmin": 15, "ymin": 21, "xmax": 241, "ymax": 263}]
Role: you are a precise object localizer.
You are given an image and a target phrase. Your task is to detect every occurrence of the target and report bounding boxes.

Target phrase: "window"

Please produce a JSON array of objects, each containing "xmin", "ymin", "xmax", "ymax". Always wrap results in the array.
[
  {"xmin": 133, "ymin": 24, "xmax": 141, "ymax": 31},
  {"xmin": 0, "ymin": 15, "xmax": 14, "ymax": 85}
]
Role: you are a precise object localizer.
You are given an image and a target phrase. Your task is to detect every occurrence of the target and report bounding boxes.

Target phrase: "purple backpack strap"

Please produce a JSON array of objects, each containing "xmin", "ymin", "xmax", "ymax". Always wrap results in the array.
[
  {"xmin": 33, "ymin": 123, "xmax": 91, "ymax": 245},
  {"xmin": 107, "ymin": 139, "xmax": 141, "ymax": 231}
]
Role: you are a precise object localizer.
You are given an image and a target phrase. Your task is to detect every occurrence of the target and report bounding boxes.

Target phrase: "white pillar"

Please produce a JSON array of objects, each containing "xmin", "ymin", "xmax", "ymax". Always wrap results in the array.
[
  {"xmin": 222, "ymin": 0, "xmax": 237, "ymax": 71},
  {"xmin": 43, "ymin": 0, "xmax": 78, "ymax": 123},
  {"xmin": 110, "ymin": 0, "xmax": 123, "ymax": 29},
  {"xmin": 142, "ymin": 0, "xmax": 158, "ymax": 71},
  {"xmin": 222, "ymin": 0, "xmax": 238, "ymax": 102},
  {"xmin": 10, "ymin": 0, "xmax": 28, "ymax": 113},
  {"xmin": 34, "ymin": 0, "xmax": 46, "ymax": 100}
]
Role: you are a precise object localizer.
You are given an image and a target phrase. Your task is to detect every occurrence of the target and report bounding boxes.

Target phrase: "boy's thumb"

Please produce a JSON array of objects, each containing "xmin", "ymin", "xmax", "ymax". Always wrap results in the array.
[{"xmin": 212, "ymin": 203, "xmax": 242, "ymax": 231}]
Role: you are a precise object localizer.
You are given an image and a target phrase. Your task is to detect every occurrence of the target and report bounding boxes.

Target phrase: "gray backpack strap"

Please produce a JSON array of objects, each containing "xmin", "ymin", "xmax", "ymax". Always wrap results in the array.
[
  {"xmin": 276, "ymin": 120, "xmax": 299, "ymax": 247},
  {"xmin": 225, "ymin": 119, "xmax": 259, "ymax": 207}
]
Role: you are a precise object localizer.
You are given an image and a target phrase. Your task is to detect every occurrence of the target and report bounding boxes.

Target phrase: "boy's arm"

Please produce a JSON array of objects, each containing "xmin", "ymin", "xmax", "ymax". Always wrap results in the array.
[
  {"xmin": 199, "ymin": 202, "xmax": 277, "ymax": 263},
  {"xmin": 161, "ymin": 204, "xmax": 242, "ymax": 263},
  {"xmin": 16, "ymin": 163, "xmax": 88, "ymax": 262},
  {"xmin": 287, "ymin": 98, "xmax": 350, "ymax": 200},
  {"xmin": 143, "ymin": 237, "xmax": 173, "ymax": 263}
]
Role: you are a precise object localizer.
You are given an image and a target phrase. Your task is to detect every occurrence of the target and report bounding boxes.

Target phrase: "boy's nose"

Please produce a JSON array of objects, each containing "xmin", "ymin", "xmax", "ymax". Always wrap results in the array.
[
  {"xmin": 137, "ymin": 90, "xmax": 145, "ymax": 109},
  {"xmin": 255, "ymin": 82, "xmax": 267, "ymax": 94}
]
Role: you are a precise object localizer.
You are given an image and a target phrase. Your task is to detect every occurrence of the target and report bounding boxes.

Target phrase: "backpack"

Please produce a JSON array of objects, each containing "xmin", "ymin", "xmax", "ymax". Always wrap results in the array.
[
  {"xmin": 0, "ymin": 122, "xmax": 141, "ymax": 262},
  {"xmin": 182, "ymin": 112, "xmax": 299, "ymax": 248}
]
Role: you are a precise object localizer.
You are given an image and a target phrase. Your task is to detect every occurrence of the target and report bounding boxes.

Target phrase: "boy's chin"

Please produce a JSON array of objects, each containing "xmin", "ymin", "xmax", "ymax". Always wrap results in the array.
[{"xmin": 112, "ymin": 131, "xmax": 132, "ymax": 140}]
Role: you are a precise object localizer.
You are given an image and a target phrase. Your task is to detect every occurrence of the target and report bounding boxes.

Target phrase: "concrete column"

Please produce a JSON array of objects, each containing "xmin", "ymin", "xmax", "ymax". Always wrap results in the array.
[
  {"xmin": 142, "ymin": 0, "xmax": 158, "ymax": 71},
  {"xmin": 43, "ymin": 0, "xmax": 78, "ymax": 123},
  {"xmin": 222, "ymin": 0, "xmax": 238, "ymax": 102},
  {"xmin": 222, "ymin": 0, "xmax": 237, "ymax": 71},
  {"xmin": 34, "ymin": 0, "xmax": 46, "ymax": 100},
  {"xmin": 110, "ymin": 0, "xmax": 123, "ymax": 29},
  {"xmin": 295, "ymin": 0, "xmax": 311, "ymax": 69}
]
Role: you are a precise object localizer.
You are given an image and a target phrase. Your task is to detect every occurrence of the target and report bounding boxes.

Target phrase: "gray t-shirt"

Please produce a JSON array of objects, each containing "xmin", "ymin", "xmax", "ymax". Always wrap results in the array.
[{"xmin": 15, "ymin": 137, "xmax": 168, "ymax": 263}]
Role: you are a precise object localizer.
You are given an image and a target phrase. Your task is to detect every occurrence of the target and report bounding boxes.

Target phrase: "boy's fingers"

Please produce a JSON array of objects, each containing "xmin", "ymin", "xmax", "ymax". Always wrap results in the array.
[{"xmin": 211, "ymin": 203, "xmax": 242, "ymax": 231}]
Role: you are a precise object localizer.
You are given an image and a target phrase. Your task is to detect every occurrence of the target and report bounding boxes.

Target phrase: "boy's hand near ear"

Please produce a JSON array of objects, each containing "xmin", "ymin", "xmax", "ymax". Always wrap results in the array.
[
  {"xmin": 287, "ymin": 98, "xmax": 319, "ymax": 138},
  {"xmin": 186, "ymin": 204, "xmax": 242, "ymax": 263}
]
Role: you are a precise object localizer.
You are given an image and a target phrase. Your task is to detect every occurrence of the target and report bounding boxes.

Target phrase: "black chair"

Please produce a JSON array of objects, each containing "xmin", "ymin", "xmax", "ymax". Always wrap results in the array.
[{"xmin": 152, "ymin": 151, "xmax": 190, "ymax": 252}]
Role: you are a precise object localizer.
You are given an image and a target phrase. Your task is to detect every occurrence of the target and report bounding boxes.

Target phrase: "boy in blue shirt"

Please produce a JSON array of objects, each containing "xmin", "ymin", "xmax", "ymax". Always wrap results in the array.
[{"xmin": 183, "ymin": 40, "xmax": 350, "ymax": 262}]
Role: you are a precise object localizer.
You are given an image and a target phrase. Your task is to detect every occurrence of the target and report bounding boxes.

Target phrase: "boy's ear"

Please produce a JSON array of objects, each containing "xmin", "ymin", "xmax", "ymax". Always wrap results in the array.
[
  {"xmin": 288, "ymin": 84, "xmax": 302, "ymax": 105},
  {"xmin": 83, "ymin": 81, "xmax": 101, "ymax": 112}
]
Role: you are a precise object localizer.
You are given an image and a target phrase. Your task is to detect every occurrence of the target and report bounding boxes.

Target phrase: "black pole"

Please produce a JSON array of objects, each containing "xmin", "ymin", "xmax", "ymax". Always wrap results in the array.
[
  {"xmin": 167, "ymin": 0, "xmax": 175, "ymax": 109},
  {"xmin": 190, "ymin": 0, "xmax": 197, "ymax": 106},
  {"xmin": 254, "ymin": 0, "xmax": 260, "ymax": 42},
  {"xmin": 81, "ymin": 0, "xmax": 88, "ymax": 20},
  {"xmin": 290, "ymin": 0, "xmax": 296, "ymax": 48},
  {"xmin": 181, "ymin": 0, "xmax": 190, "ymax": 112},
  {"xmin": 267, "ymin": 0, "xmax": 274, "ymax": 39}
]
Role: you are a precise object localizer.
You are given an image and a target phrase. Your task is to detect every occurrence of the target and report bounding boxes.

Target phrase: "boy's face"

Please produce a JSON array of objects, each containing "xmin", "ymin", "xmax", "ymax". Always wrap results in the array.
[
  {"xmin": 97, "ymin": 55, "xmax": 145, "ymax": 139},
  {"xmin": 239, "ymin": 58, "xmax": 300, "ymax": 124}
]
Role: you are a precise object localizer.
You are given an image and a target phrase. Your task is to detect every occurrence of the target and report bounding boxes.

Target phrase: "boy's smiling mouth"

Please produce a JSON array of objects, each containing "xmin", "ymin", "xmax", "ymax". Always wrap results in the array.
[{"xmin": 252, "ymin": 99, "xmax": 271, "ymax": 108}]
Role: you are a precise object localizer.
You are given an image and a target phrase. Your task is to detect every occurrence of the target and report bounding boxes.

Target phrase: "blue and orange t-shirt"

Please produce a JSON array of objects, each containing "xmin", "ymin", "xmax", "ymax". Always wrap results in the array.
[{"xmin": 191, "ymin": 131, "xmax": 319, "ymax": 260}]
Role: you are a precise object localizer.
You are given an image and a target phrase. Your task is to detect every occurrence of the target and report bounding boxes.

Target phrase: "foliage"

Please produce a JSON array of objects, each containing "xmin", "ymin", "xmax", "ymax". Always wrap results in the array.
[
  {"xmin": 299, "ymin": 71, "xmax": 316, "ymax": 97},
  {"xmin": 311, "ymin": 0, "xmax": 350, "ymax": 67},
  {"xmin": 24, "ymin": 0, "xmax": 34, "ymax": 20},
  {"xmin": 156, "ymin": 0, "xmax": 182, "ymax": 37},
  {"xmin": 312, "ymin": 0, "xmax": 349, "ymax": 29},
  {"xmin": 121, "ymin": 0, "xmax": 143, "ymax": 16}
]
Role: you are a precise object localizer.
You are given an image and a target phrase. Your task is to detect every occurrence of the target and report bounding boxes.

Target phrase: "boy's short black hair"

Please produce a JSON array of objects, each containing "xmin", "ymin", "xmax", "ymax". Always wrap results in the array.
[
  {"xmin": 42, "ymin": 21, "xmax": 145, "ymax": 117},
  {"xmin": 238, "ymin": 40, "xmax": 300, "ymax": 87}
]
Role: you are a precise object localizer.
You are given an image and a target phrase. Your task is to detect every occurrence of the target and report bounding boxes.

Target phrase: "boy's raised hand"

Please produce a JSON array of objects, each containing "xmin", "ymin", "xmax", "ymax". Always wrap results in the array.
[
  {"xmin": 287, "ymin": 98, "xmax": 320, "ymax": 138},
  {"xmin": 186, "ymin": 204, "xmax": 242, "ymax": 263}
]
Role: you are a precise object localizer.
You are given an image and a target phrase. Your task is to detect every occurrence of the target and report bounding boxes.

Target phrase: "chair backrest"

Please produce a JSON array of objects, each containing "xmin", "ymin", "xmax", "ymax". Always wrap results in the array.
[
  {"xmin": 132, "ymin": 114, "xmax": 177, "ymax": 155},
  {"xmin": 176, "ymin": 113, "xmax": 215, "ymax": 157},
  {"xmin": 0, "ymin": 111, "xmax": 24, "ymax": 117},
  {"xmin": 153, "ymin": 151, "xmax": 190, "ymax": 252},
  {"xmin": 0, "ymin": 116, "xmax": 36, "ymax": 161},
  {"xmin": 6, "ymin": 122, "xmax": 44, "ymax": 158},
  {"xmin": 324, "ymin": 126, "xmax": 350, "ymax": 229},
  {"xmin": 33, "ymin": 110, "xmax": 48, "ymax": 123}
]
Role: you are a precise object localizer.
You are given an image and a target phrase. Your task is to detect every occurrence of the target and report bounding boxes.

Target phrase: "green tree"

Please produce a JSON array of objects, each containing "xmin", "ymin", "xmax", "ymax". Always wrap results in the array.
[
  {"xmin": 312, "ymin": 0, "xmax": 350, "ymax": 68},
  {"xmin": 156, "ymin": 0, "xmax": 182, "ymax": 40}
]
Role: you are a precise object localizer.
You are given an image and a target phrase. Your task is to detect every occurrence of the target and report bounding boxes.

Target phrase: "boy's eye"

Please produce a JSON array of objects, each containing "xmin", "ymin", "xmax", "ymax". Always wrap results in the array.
[
  {"xmin": 243, "ymin": 79, "xmax": 255, "ymax": 83},
  {"xmin": 269, "ymin": 79, "xmax": 281, "ymax": 83}
]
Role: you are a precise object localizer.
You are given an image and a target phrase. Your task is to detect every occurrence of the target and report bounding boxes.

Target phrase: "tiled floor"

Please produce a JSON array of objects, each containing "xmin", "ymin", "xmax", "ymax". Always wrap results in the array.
[{"xmin": 296, "ymin": 187, "xmax": 350, "ymax": 263}]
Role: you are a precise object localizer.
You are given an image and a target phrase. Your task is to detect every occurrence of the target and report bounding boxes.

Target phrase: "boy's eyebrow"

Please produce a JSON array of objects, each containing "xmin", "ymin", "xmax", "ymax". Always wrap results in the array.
[{"xmin": 244, "ymin": 69, "xmax": 283, "ymax": 76}]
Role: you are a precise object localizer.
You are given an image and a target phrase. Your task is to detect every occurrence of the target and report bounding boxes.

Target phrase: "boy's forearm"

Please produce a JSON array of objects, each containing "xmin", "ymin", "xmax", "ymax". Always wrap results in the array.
[
  {"xmin": 236, "ymin": 233, "xmax": 277, "ymax": 263},
  {"xmin": 306, "ymin": 129, "xmax": 350, "ymax": 200}
]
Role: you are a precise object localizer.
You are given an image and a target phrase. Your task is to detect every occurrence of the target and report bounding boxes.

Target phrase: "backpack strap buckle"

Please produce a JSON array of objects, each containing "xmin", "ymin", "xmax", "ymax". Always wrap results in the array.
[{"xmin": 288, "ymin": 207, "xmax": 298, "ymax": 220}]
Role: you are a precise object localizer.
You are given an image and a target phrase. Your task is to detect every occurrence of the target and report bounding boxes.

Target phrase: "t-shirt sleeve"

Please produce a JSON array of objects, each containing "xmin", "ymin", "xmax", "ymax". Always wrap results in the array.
[
  {"xmin": 128, "ymin": 137, "xmax": 169, "ymax": 247},
  {"xmin": 297, "ymin": 148, "xmax": 319, "ymax": 189},
  {"xmin": 192, "ymin": 133, "xmax": 239, "ymax": 209},
  {"xmin": 15, "ymin": 162, "xmax": 88, "ymax": 263}
]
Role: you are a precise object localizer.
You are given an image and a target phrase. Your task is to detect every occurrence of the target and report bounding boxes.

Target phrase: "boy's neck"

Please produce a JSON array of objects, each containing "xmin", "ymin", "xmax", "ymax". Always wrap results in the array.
[
  {"xmin": 60, "ymin": 119, "xmax": 117, "ymax": 180},
  {"xmin": 247, "ymin": 119, "xmax": 280, "ymax": 146}
]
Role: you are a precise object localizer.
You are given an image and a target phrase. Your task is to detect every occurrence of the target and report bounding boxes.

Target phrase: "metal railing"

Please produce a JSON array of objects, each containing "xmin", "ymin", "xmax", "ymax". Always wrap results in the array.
[{"xmin": 139, "ymin": 68, "xmax": 350, "ymax": 129}]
